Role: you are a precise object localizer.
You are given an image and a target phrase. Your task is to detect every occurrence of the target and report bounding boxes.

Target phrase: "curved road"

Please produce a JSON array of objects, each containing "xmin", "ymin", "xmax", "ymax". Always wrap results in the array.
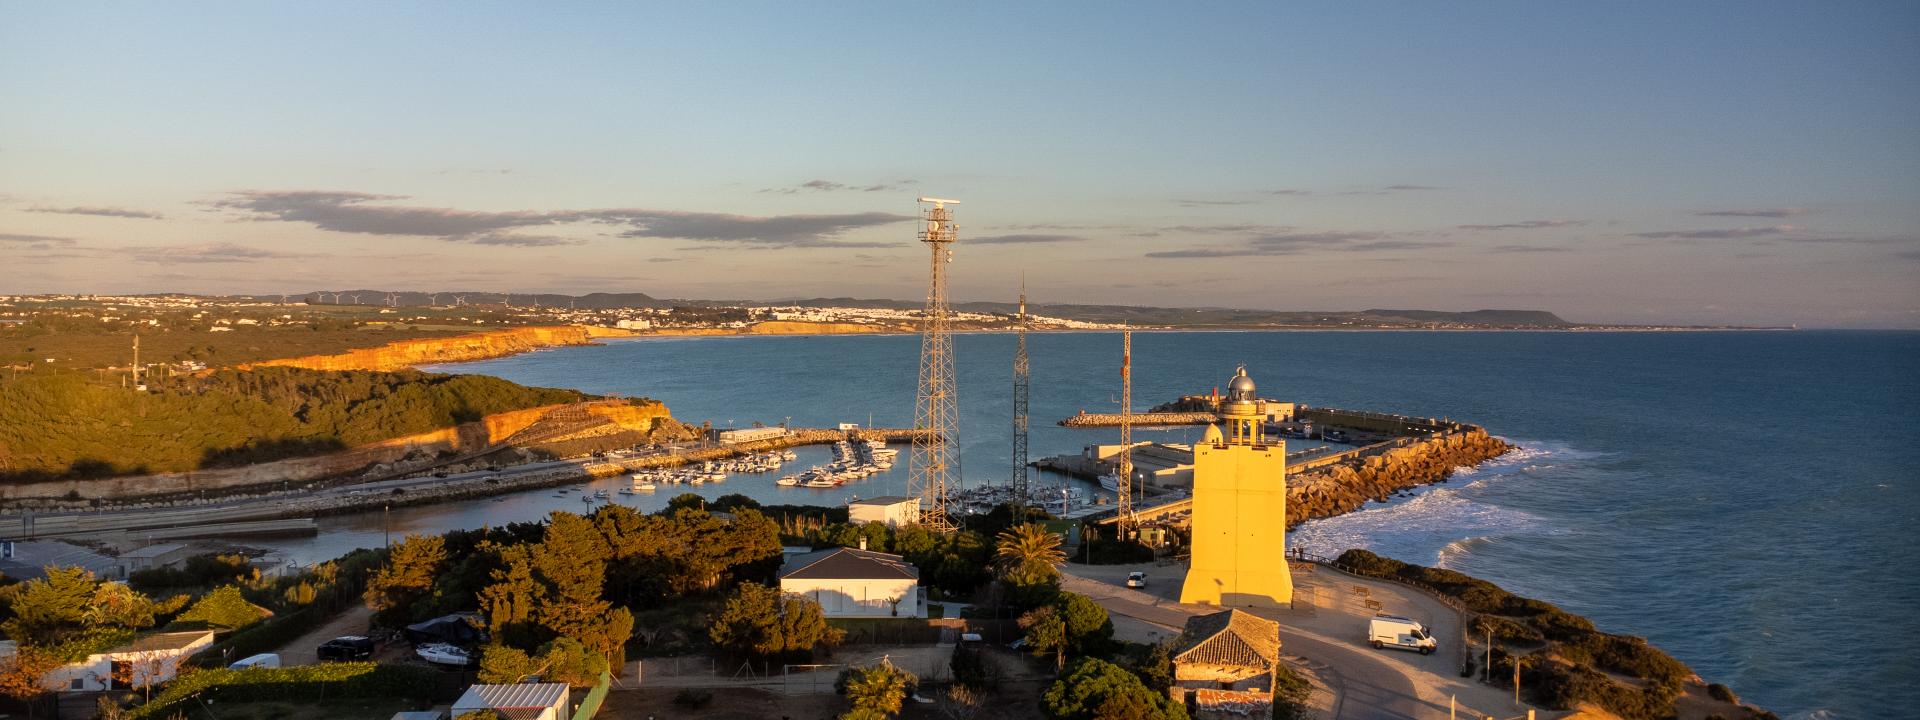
[{"xmin": 1063, "ymin": 570, "xmax": 1428, "ymax": 719}]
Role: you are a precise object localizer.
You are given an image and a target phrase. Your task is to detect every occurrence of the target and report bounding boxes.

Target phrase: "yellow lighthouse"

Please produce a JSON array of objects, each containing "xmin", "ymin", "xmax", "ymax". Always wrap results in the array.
[{"xmin": 1179, "ymin": 366, "xmax": 1294, "ymax": 608}]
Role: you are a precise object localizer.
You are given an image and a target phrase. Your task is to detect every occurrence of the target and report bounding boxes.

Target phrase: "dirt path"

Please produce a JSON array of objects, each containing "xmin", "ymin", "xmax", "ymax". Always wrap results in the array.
[{"xmin": 270, "ymin": 604, "xmax": 374, "ymax": 666}]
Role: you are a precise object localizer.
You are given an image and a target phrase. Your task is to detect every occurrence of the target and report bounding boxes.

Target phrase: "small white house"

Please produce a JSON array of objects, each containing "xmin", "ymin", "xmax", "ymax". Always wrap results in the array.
[
  {"xmin": 452, "ymin": 682, "xmax": 570, "ymax": 720},
  {"xmin": 847, "ymin": 497, "xmax": 920, "ymax": 528},
  {"xmin": 118, "ymin": 543, "xmax": 195, "ymax": 575},
  {"xmin": 42, "ymin": 630, "xmax": 214, "ymax": 692},
  {"xmin": 779, "ymin": 546, "xmax": 922, "ymax": 618}
]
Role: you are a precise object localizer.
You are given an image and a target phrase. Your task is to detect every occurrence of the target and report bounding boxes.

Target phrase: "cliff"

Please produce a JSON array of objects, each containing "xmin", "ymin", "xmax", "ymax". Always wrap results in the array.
[
  {"xmin": 245, "ymin": 325, "xmax": 597, "ymax": 371},
  {"xmin": 1287, "ymin": 428, "xmax": 1512, "ymax": 527}
]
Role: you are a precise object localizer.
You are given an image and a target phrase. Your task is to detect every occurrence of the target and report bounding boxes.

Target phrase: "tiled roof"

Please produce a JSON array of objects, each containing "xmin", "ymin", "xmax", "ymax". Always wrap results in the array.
[
  {"xmin": 778, "ymin": 547, "xmax": 919, "ymax": 580},
  {"xmin": 1172, "ymin": 609, "xmax": 1280, "ymax": 668}
]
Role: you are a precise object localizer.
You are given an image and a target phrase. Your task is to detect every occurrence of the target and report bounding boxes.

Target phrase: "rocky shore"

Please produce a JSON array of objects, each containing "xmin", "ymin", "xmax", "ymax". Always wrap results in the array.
[{"xmin": 1286, "ymin": 428, "xmax": 1511, "ymax": 528}]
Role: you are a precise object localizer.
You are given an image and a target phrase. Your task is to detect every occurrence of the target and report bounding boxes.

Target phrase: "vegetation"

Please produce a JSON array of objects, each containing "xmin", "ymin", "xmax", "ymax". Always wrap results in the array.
[
  {"xmin": 804, "ymin": 520, "xmax": 994, "ymax": 599},
  {"xmin": 1338, "ymin": 549, "xmax": 1694, "ymax": 719},
  {"xmin": 996, "ymin": 523, "xmax": 1067, "ymax": 608},
  {"xmin": 1019, "ymin": 592, "xmax": 1113, "ymax": 671},
  {"xmin": 707, "ymin": 582, "xmax": 843, "ymax": 661},
  {"xmin": 0, "ymin": 366, "xmax": 587, "ymax": 483},
  {"xmin": 127, "ymin": 662, "xmax": 440, "ymax": 719},
  {"xmin": 838, "ymin": 661, "xmax": 917, "ymax": 719},
  {"xmin": 1041, "ymin": 657, "xmax": 1189, "ymax": 720},
  {"xmin": 173, "ymin": 586, "xmax": 266, "ymax": 631}
]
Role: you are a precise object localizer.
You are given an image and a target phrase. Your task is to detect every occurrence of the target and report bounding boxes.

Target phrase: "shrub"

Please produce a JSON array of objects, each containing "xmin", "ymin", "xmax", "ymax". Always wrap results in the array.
[
  {"xmin": 672, "ymin": 688, "xmax": 713, "ymax": 709},
  {"xmin": 130, "ymin": 663, "xmax": 439, "ymax": 719},
  {"xmin": 173, "ymin": 586, "xmax": 266, "ymax": 631},
  {"xmin": 1707, "ymin": 683, "xmax": 1738, "ymax": 703},
  {"xmin": 1470, "ymin": 615, "xmax": 1544, "ymax": 645}
]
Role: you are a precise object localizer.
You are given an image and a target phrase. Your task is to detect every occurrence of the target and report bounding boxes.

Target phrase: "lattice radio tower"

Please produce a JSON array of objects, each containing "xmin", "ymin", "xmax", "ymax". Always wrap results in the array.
[
  {"xmin": 910, "ymin": 197, "xmax": 962, "ymax": 532},
  {"xmin": 1117, "ymin": 326, "xmax": 1135, "ymax": 534},
  {"xmin": 1011, "ymin": 278, "xmax": 1031, "ymax": 509}
]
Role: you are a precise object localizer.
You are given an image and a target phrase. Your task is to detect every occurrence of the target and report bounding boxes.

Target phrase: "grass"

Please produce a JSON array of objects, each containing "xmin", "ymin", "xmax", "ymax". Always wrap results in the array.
[{"xmin": 164, "ymin": 698, "xmax": 423, "ymax": 720}]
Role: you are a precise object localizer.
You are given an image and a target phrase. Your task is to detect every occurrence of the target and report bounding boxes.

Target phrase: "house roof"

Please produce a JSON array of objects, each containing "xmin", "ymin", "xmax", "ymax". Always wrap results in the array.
[
  {"xmin": 1171, "ymin": 609, "xmax": 1280, "ymax": 669},
  {"xmin": 849, "ymin": 496, "xmax": 916, "ymax": 506},
  {"xmin": 109, "ymin": 630, "xmax": 215, "ymax": 654},
  {"xmin": 778, "ymin": 547, "xmax": 919, "ymax": 581},
  {"xmin": 454, "ymin": 682, "xmax": 569, "ymax": 715}
]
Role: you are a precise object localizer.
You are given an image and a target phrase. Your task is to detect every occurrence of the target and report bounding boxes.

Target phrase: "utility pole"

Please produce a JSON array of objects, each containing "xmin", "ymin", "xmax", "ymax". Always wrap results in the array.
[
  {"xmin": 1117, "ymin": 326, "xmax": 1134, "ymax": 535},
  {"xmin": 908, "ymin": 197, "xmax": 961, "ymax": 533},
  {"xmin": 1011, "ymin": 277, "xmax": 1030, "ymax": 510},
  {"xmin": 131, "ymin": 334, "xmax": 140, "ymax": 388}
]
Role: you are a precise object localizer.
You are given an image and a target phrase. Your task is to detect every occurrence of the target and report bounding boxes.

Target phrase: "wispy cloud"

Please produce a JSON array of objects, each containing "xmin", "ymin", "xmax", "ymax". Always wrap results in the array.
[
  {"xmin": 1163, "ymin": 224, "xmax": 1294, "ymax": 235},
  {"xmin": 212, "ymin": 190, "xmax": 914, "ymax": 248},
  {"xmin": 0, "ymin": 232, "xmax": 78, "ymax": 246},
  {"xmin": 466, "ymin": 232, "xmax": 582, "ymax": 247},
  {"xmin": 1489, "ymin": 244, "xmax": 1574, "ymax": 253},
  {"xmin": 1383, "ymin": 184, "xmax": 1442, "ymax": 191},
  {"xmin": 1173, "ymin": 198, "xmax": 1257, "ymax": 207},
  {"xmin": 1695, "ymin": 208, "xmax": 1810, "ymax": 218},
  {"xmin": 1632, "ymin": 225, "xmax": 1795, "ymax": 240},
  {"xmin": 127, "ymin": 242, "xmax": 312, "ymax": 264},
  {"xmin": 967, "ymin": 234, "xmax": 1086, "ymax": 245},
  {"xmin": 1458, "ymin": 220, "xmax": 1587, "ymax": 231},
  {"xmin": 1265, "ymin": 189, "xmax": 1312, "ymax": 196},
  {"xmin": 27, "ymin": 206, "xmax": 165, "ymax": 220},
  {"xmin": 763, "ymin": 179, "xmax": 919, "ymax": 194},
  {"xmin": 1146, "ymin": 231, "xmax": 1444, "ymax": 258}
]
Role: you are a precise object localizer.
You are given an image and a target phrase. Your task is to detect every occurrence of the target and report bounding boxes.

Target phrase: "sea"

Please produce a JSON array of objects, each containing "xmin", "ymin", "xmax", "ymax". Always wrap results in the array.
[{"xmin": 254, "ymin": 330, "xmax": 1917, "ymax": 719}]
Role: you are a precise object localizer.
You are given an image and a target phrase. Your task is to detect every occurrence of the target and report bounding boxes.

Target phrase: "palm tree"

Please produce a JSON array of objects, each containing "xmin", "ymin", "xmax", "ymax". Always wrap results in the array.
[{"xmin": 994, "ymin": 523, "xmax": 1066, "ymax": 580}]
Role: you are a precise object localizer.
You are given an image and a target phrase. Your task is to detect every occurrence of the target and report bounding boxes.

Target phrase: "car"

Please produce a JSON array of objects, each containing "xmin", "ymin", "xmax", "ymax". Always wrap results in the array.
[
  {"xmin": 317, "ymin": 635, "xmax": 376, "ymax": 662},
  {"xmin": 1125, "ymin": 571, "xmax": 1148, "ymax": 588},
  {"xmin": 228, "ymin": 653, "xmax": 280, "ymax": 670}
]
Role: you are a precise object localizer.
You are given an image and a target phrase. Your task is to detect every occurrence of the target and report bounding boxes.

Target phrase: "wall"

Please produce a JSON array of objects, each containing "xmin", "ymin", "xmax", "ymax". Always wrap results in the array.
[{"xmin": 781, "ymin": 578, "xmax": 921, "ymax": 618}]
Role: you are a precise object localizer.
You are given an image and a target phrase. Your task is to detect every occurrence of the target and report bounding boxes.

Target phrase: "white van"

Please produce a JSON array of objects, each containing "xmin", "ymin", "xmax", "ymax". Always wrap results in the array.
[
  {"xmin": 228, "ymin": 653, "xmax": 281, "ymax": 670},
  {"xmin": 1367, "ymin": 615, "xmax": 1437, "ymax": 655}
]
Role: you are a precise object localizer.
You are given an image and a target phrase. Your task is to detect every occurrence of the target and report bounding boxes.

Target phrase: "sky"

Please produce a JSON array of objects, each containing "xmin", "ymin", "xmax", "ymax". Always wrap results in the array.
[{"xmin": 1, "ymin": 3, "xmax": 1916, "ymax": 327}]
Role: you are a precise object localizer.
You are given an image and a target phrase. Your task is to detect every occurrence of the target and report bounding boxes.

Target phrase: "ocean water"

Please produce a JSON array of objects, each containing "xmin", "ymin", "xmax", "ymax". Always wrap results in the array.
[{"xmin": 267, "ymin": 330, "xmax": 1916, "ymax": 718}]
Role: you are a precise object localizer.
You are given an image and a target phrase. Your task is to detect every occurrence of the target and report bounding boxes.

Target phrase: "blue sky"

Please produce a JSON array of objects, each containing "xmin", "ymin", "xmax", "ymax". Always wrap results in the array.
[{"xmin": 2, "ymin": 2, "xmax": 1915, "ymax": 326}]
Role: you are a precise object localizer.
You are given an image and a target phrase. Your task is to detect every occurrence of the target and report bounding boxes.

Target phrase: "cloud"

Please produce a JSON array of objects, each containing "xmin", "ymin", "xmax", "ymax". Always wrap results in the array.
[
  {"xmin": 466, "ymin": 234, "xmax": 576, "ymax": 247},
  {"xmin": 764, "ymin": 179, "xmax": 918, "ymax": 194},
  {"xmin": 1695, "ymin": 208, "xmax": 1809, "ymax": 218},
  {"xmin": 1896, "ymin": 249, "xmax": 1920, "ymax": 262},
  {"xmin": 1146, "ymin": 231, "xmax": 1443, "ymax": 258},
  {"xmin": 1489, "ymin": 244, "xmax": 1574, "ymax": 253},
  {"xmin": 27, "ymin": 206, "xmax": 165, "ymax": 220},
  {"xmin": 1382, "ymin": 184, "xmax": 1442, "ymax": 191},
  {"xmin": 213, "ymin": 190, "xmax": 913, "ymax": 247},
  {"xmin": 966, "ymin": 234, "xmax": 1086, "ymax": 245},
  {"xmin": 1265, "ymin": 189, "xmax": 1312, "ymax": 196},
  {"xmin": 1174, "ymin": 199, "xmax": 1257, "ymax": 207},
  {"xmin": 1632, "ymin": 225, "xmax": 1795, "ymax": 239},
  {"xmin": 1458, "ymin": 220, "xmax": 1587, "ymax": 231},
  {"xmin": 1163, "ymin": 224, "xmax": 1294, "ymax": 235},
  {"xmin": 127, "ymin": 242, "xmax": 312, "ymax": 264},
  {"xmin": 0, "ymin": 232, "xmax": 78, "ymax": 246}
]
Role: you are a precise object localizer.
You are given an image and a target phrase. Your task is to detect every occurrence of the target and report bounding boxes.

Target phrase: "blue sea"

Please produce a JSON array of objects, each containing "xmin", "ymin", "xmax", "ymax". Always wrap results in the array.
[{"xmin": 264, "ymin": 330, "xmax": 1917, "ymax": 718}]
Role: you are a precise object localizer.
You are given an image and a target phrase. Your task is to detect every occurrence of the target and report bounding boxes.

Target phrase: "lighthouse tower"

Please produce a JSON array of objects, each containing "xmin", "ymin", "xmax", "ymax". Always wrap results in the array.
[{"xmin": 1179, "ymin": 366, "xmax": 1294, "ymax": 608}]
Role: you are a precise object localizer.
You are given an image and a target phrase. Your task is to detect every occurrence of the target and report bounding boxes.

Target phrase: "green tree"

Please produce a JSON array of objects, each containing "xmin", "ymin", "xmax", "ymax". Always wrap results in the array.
[
  {"xmin": 842, "ymin": 661, "xmax": 916, "ymax": 718},
  {"xmin": 282, "ymin": 581, "xmax": 317, "ymax": 607},
  {"xmin": 477, "ymin": 545, "xmax": 546, "ymax": 634},
  {"xmin": 995, "ymin": 524, "xmax": 1065, "ymax": 608},
  {"xmin": 540, "ymin": 637, "xmax": 609, "ymax": 687},
  {"xmin": 1056, "ymin": 593, "xmax": 1114, "ymax": 657},
  {"xmin": 1020, "ymin": 605, "xmax": 1069, "ymax": 671},
  {"xmin": 83, "ymin": 582, "xmax": 156, "ymax": 630},
  {"xmin": 476, "ymin": 644, "xmax": 544, "ymax": 685},
  {"xmin": 1041, "ymin": 657, "xmax": 1189, "ymax": 720},
  {"xmin": 708, "ymin": 583, "xmax": 842, "ymax": 660},
  {"xmin": 175, "ymin": 586, "xmax": 263, "ymax": 630},
  {"xmin": 363, "ymin": 534, "xmax": 448, "ymax": 621},
  {"xmin": 1, "ymin": 566, "xmax": 96, "ymax": 644}
]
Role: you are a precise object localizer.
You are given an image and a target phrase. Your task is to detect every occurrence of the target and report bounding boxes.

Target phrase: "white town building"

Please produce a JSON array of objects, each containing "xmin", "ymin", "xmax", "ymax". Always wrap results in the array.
[
  {"xmin": 31, "ymin": 630, "xmax": 214, "ymax": 692},
  {"xmin": 778, "ymin": 546, "xmax": 923, "ymax": 618},
  {"xmin": 847, "ymin": 496, "xmax": 919, "ymax": 528}
]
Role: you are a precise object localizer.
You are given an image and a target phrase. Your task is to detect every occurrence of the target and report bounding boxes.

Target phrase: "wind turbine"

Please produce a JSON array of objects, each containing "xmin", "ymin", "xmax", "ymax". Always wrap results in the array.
[
  {"xmin": 428, "ymin": 293, "xmax": 441, "ymax": 307},
  {"xmin": 453, "ymin": 295, "xmax": 466, "ymax": 307},
  {"xmin": 349, "ymin": 294, "xmax": 361, "ymax": 305}
]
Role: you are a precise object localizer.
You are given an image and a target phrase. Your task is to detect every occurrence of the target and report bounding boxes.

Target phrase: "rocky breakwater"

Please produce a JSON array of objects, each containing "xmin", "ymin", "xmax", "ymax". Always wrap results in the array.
[
  {"xmin": 244, "ymin": 325, "xmax": 598, "ymax": 372},
  {"xmin": 1286, "ymin": 428, "xmax": 1511, "ymax": 528}
]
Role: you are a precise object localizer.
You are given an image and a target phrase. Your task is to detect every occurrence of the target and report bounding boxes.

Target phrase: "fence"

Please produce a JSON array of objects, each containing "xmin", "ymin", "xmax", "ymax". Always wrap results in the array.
[{"xmin": 569, "ymin": 671, "xmax": 611, "ymax": 720}]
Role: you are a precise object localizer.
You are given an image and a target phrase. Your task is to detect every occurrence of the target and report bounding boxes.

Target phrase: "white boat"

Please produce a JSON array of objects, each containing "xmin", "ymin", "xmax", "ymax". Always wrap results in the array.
[
  {"xmin": 637, "ymin": 482, "xmax": 657, "ymax": 491},
  {"xmin": 776, "ymin": 476, "xmax": 799, "ymax": 487},
  {"xmin": 415, "ymin": 643, "xmax": 471, "ymax": 667},
  {"xmin": 804, "ymin": 478, "xmax": 838, "ymax": 488},
  {"xmin": 690, "ymin": 477, "xmax": 705, "ymax": 485},
  {"xmin": 618, "ymin": 488, "xmax": 635, "ymax": 495},
  {"xmin": 1098, "ymin": 473, "xmax": 1121, "ymax": 492},
  {"xmin": 581, "ymin": 495, "xmax": 595, "ymax": 503}
]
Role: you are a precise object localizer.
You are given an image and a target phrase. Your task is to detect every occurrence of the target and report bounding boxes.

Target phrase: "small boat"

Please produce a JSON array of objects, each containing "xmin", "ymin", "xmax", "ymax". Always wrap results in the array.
[
  {"xmin": 415, "ymin": 643, "xmax": 472, "ymax": 667},
  {"xmin": 637, "ymin": 482, "xmax": 657, "ymax": 491},
  {"xmin": 1098, "ymin": 473, "xmax": 1122, "ymax": 492},
  {"xmin": 776, "ymin": 475, "xmax": 799, "ymax": 487},
  {"xmin": 690, "ymin": 477, "xmax": 705, "ymax": 485},
  {"xmin": 581, "ymin": 495, "xmax": 594, "ymax": 503},
  {"xmin": 618, "ymin": 488, "xmax": 635, "ymax": 495}
]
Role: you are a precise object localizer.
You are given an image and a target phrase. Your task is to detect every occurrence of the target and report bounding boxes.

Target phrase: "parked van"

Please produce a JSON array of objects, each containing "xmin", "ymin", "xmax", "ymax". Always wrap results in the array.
[
  {"xmin": 228, "ymin": 653, "xmax": 281, "ymax": 669},
  {"xmin": 1367, "ymin": 615, "xmax": 1436, "ymax": 655}
]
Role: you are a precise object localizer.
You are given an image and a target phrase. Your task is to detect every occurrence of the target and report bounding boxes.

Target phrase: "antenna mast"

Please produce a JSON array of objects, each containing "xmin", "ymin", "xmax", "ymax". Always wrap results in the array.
[
  {"xmin": 910, "ymin": 197, "xmax": 962, "ymax": 532},
  {"xmin": 1117, "ymin": 326, "xmax": 1135, "ymax": 535},
  {"xmin": 1011, "ymin": 276, "xmax": 1030, "ymax": 510}
]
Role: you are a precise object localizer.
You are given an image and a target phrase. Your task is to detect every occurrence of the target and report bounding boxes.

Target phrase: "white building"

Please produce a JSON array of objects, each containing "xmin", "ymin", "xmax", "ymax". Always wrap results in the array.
[
  {"xmin": 713, "ymin": 426, "xmax": 787, "ymax": 444},
  {"xmin": 118, "ymin": 543, "xmax": 195, "ymax": 575},
  {"xmin": 34, "ymin": 630, "xmax": 214, "ymax": 692},
  {"xmin": 452, "ymin": 682, "xmax": 570, "ymax": 720},
  {"xmin": 778, "ymin": 546, "xmax": 922, "ymax": 618},
  {"xmin": 847, "ymin": 497, "xmax": 919, "ymax": 528}
]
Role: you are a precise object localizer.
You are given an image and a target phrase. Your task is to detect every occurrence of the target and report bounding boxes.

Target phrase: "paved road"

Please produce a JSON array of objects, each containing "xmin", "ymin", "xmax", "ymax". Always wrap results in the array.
[{"xmin": 1062, "ymin": 570, "xmax": 1426, "ymax": 720}]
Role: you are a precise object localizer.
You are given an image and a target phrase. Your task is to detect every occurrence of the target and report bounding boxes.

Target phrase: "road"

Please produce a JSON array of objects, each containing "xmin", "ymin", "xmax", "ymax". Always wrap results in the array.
[{"xmin": 1064, "ymin": 564, "xmax": 1525, "ymax": 720}]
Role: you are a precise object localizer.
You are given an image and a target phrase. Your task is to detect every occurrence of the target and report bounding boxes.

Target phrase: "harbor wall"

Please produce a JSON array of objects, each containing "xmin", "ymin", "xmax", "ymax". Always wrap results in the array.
[
  {"xmin": 1285, "ymin": 427, "xmax": 1510, "ymax": 527},
  {"xmin": 242, "ymin": 325, "xmax": 599, "ymax": 372},
  {"xmin": 0, "ymin": 399, "xmax": 673, "ymax": 505}
]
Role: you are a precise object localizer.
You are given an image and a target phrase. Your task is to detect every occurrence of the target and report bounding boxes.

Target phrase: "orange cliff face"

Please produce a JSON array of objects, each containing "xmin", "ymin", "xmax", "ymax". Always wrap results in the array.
[{"xmin": 244, "ymin": 325, "xmax": 598, "ymax": 372}]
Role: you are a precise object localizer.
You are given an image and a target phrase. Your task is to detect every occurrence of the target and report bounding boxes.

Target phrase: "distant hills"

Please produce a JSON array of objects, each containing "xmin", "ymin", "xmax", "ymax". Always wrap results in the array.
[{"xmin": 272, "ymin": 290, "xmax": 1576, "ymax": 328}]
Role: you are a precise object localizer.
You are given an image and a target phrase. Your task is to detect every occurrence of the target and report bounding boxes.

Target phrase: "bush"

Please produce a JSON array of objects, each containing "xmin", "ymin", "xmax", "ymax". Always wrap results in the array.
[
  {"xmin": 1271, "ymin": 663, "xmax": 1313, "ymax": 720},
  {"xmin": 1707, "ymin": 682, "xmax": 1738, "ymax": 703},
  {"xmin": 130, "ymin": 663, "xmax": 439, "ymax": 719},
  {"xmin": 1527, "ymin": 662, "xmax": 1679, "ymax": 720},
  {"xmin": 672, "ymin": 688, "xmax": 713, "ymax": 709},
  {"xmin": 1470, "ymin": 615, "xmax": 1544, "ymax": 645}
]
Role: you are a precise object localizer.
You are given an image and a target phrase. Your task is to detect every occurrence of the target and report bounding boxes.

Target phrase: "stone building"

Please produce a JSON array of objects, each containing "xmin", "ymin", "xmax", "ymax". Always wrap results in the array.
[{"xmin": 1170, "ymin": 609, "xmax": 1281, "ymax": 718}]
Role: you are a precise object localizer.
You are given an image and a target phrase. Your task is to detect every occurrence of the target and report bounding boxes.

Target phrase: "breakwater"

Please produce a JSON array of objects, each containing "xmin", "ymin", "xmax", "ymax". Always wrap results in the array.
[
  {"xmin": 1057, "ymin": 411, "xmax": 1218, "ymax": 427},
  {"xmin": 1285, "ymin": 427, "xmax": 1510, "ymax": 527}
]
